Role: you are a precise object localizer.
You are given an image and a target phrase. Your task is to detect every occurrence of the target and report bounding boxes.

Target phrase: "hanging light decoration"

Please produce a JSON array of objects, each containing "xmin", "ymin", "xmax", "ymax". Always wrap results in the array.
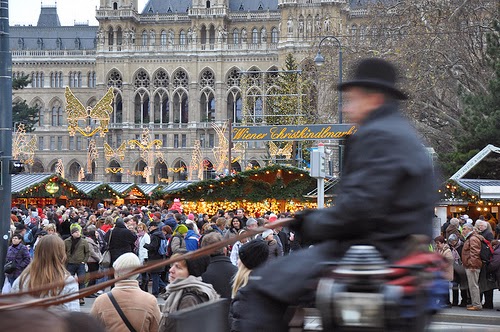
[{"xmin": 45, "ymin": 182, "xmax": 60, "ymax": 195}]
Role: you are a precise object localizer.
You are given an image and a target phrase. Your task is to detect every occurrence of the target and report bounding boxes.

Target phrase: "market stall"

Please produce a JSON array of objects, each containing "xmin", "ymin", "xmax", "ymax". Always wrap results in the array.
[
  {"xmin": 12, "ymin": 173, "xmax": 85, "ymax": 208},
  {"xmin": 154, "ymin": 165, "xmax": 318, "ymax": 215}
]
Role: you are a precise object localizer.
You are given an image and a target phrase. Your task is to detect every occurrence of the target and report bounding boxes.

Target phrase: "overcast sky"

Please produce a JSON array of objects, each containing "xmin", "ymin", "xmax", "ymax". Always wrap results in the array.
[{"xmin": 9, "ymin": 0, "xmax": 148, "ymax": 26}]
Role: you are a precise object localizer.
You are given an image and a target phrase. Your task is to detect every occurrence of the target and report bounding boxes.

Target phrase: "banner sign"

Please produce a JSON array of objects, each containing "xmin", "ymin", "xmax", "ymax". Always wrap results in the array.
[{"xmin": 232, "ymin": 124, "xmax": 357, "ymax": 142}]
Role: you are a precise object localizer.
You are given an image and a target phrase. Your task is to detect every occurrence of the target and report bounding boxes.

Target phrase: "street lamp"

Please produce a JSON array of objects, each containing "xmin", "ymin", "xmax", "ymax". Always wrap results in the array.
[{"xmin": 315, "ymin": 36, "xmax": 343, "ymax": 176}]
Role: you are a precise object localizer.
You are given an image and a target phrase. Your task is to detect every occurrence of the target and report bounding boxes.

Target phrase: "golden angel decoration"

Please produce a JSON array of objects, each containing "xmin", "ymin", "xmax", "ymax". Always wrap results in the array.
[
  {"xmin": 104, "ymin": 142, "xmax": 127, "ymax": 161},
  {"xmin": 128, "ymin": 129, "xmax": 165, "ymax": 183},
  {"xmin": 12, "ymin": 123, "xmax": 37, "ymax": 165},
  {"xmin": 65, "ymin": 87, "xmax": 114, "ymax": 137}
]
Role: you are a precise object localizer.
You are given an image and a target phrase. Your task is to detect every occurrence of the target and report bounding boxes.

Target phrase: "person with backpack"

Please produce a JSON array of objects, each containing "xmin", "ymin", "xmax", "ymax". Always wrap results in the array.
[
  {"xmin": 168, "ymin": 224, "xmax": 188, "ymax": 256},
  {"xmin": 143, "ymin": 220, "xmax": 167, "ymax": 297},
  {"xmin": 461, "ymin": 223, "xmax": 485, "ymax": 311}
]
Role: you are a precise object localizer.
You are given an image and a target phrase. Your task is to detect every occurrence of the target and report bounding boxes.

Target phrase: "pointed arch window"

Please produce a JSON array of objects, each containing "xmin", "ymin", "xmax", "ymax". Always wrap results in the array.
[
  {"xmin": 252, "ymin": 28, "xmax": 259, "ymax": 44},
  {"xmin": 200, "ymin": 89, "xmax": 215, "ymax": 122},
  {"xmin": 160, "ymin": 30, "xmax": 167, "ymax": 46},
  {"xmin": 233, "ymin": 29, "xmax": 239, "ymax": 44},
  {"xmin": 173, "ymin": 90, "xmax": 189, "ymax": 124},
  {"xmin": 133, "ymin": 69, "xmax": 150, "ymax": 90},
  {"xmin": 179, "ymin": 30, "xmax": 186, "ymax": 45},
  {"xmin": 107, "ymin": 69, "xmax": 123, "ymax": 90},
  {"xmin": 227, "ymin": 89, "xmax": 242, "ymax": 123},
  {"xmin": 111, "ymin": 91, "xmax": 123, "ymax": 124},
  {"xmin": 134, "ymin": 90, "xmax": 150, "ymax": 124},
  {"xmin": 108, "ymin": 27, "xmax": 114, "ymax": 46},
  {"xmin": 271, "ymin": 27, "xmax": 278, "ymax": 43}
]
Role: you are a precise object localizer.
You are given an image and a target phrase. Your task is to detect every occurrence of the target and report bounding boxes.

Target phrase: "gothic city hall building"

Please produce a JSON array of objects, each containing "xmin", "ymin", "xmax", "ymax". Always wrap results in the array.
[{"xmin": 11, "ymin": 0, "xmax": 366, "ymax": 184}]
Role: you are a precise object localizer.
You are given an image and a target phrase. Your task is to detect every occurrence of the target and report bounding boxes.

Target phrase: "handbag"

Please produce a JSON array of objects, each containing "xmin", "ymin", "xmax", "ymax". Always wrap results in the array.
[
  {"xmin": 99, "ymin": 230, "xmax": 113, "ymax": 268},
  {"xmin": 107, "ymin": 292, "xmax": 137, "ymax": 332},
  {"xmin": 4, "ymin": 248, "xmax": 22, "ymax": 274},
  {"xmin": 4, "ymin": 261, "xmax": 16, "ymax": 274}
]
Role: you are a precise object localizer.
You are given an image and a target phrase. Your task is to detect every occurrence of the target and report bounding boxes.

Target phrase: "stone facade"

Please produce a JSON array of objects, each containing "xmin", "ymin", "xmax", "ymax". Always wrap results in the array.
[{"xmin": 11, "ymin": 0, "xmax": 361, "ymax": 184}]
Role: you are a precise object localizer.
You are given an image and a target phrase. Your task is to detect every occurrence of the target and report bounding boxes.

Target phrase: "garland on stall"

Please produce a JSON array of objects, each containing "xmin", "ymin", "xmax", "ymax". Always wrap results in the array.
[
  {"xmin": 154, "ymin": 165, "xmax": 317, "ymax": 202},
  {"xmin": 13, "ymin": 175, "xmax": 85, "ymax": 199},
  {"xmin": 440, "ymin": 180, "xmax": 500, "ymax": 204},
  {"xmin": 87, "ymin": 184, "xmax": 123, "ymax": 200}
]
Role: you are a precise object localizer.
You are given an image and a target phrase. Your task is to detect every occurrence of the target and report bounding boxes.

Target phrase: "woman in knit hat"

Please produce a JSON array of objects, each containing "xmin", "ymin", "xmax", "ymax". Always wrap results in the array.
[
  {"xmin": 229, "ymin": 239, "xmax": 269, "ymax": 332},
  {"xmin": 159, "ymin": 253, "xmax": 218, "ymax": 332},
  {"xmin": 169, "ymin": 224, "xmax": 188, "ymax": 254}
]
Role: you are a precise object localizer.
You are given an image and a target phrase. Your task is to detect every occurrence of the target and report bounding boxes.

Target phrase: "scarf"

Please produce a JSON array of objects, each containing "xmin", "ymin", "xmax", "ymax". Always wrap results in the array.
[
  {"xmin": 135, "ymin": 230, "xmax": 145, "ymax": 251},
  {"xmin": 161, "ymin": 275, "xmax": 219, "ymax": 315}
]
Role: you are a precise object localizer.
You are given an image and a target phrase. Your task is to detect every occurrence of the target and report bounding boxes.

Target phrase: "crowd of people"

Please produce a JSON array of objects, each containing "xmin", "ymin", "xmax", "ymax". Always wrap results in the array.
[
  {"xmin": 4, "ymin": 58, "xmax": 498, "ymax": 331},
  {"xmin": 4, "ymin": 203, "xmax": 296, "ymax": 331},
  {"xmin": 436, "ymin": 213, "xmax": 500, "ymax": 311}
]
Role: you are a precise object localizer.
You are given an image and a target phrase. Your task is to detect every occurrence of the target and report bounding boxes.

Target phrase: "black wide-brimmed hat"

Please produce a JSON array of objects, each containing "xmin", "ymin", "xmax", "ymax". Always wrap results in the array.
[{"xmin": 337, "ymin": 58, "xmax": 407, "ymax": 100}]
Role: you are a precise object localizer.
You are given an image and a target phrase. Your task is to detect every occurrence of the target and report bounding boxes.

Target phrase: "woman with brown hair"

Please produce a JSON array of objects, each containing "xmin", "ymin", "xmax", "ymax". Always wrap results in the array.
[
  {"xmin": 159, "ymin": 253, "xmax": 218, "ymax": 332},
  {"xmin": 11, "ymin": 235, "xmax": 80, "ymax": 311}
]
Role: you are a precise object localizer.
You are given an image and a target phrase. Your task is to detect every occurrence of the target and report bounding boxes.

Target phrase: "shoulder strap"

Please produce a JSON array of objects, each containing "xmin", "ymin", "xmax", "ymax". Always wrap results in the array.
[
  {"xmin": 105, "ymin": 230, "xmax": 113, "ymax": 250},
  {"xmin": 107, "ymin": 292, "xmax": 137, "ymax": 332},
  {"xmin": 177, "ymin": 289, "xmax": 204, "ymax": 310}
]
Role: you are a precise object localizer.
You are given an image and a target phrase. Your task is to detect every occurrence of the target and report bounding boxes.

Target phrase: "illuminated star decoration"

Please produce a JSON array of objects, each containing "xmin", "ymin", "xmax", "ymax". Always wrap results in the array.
[{"xmin": 12, "ymin": 123, "xmax": 37, "ymax": 166}]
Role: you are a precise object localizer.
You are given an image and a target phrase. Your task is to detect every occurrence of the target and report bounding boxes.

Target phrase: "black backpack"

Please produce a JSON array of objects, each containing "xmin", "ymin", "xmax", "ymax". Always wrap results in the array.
[{"xmin": 480, "ymin": 238, "xmax": 494, "ymax": 265}]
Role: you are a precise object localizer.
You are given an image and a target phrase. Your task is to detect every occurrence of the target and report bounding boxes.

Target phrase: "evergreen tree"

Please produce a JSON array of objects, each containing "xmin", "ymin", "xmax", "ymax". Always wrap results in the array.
[
  {"xmin": 264, "ymin": 54, "xmax": 318, "ymax": 166},
  {"xmin": 440, "ymin": 20, "xmax": 500, "ymax": 178},
  {"xmin": 12, "ymin": 75, "xmax": 39, "ymax": 132},
  {"xmin": 266, "ymin": 53, "xmax": 317, "ymax": 125}
]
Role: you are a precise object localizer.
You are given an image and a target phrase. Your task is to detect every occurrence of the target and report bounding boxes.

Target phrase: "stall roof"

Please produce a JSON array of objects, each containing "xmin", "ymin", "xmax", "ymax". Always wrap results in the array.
[
  {"xmin": 454, "ymin": 179, "xmax": 500, "ymax": 194},
  {"xmin": 137, "ymin": 183, "xmax": 160, "ymax": 195},
  {"xmin": 73, "ymin": 182, "xmax": 103, "ymax": 194},
  {"xmin": 161, "ymin": 181, "xmax": 195, "ymax": 193},
  {"xmin": 108, "ymin": 183, "xmax": 136, "ymax": 195},
  {"xmin": 11, "ymin": 174, "xmax": 53, "ymax": 193}
]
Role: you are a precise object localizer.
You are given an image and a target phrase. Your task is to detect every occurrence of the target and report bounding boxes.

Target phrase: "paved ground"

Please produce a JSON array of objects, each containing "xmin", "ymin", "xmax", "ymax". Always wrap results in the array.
[{"xmin": 80, "ymin": 288, "xmax": 500, "ymax": 329}]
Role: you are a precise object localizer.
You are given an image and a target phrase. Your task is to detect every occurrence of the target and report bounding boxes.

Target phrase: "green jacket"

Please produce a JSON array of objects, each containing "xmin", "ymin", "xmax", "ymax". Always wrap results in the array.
[{"xmin": 64, "ymin": 236, "xmax": 90, "ymax": 264}]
